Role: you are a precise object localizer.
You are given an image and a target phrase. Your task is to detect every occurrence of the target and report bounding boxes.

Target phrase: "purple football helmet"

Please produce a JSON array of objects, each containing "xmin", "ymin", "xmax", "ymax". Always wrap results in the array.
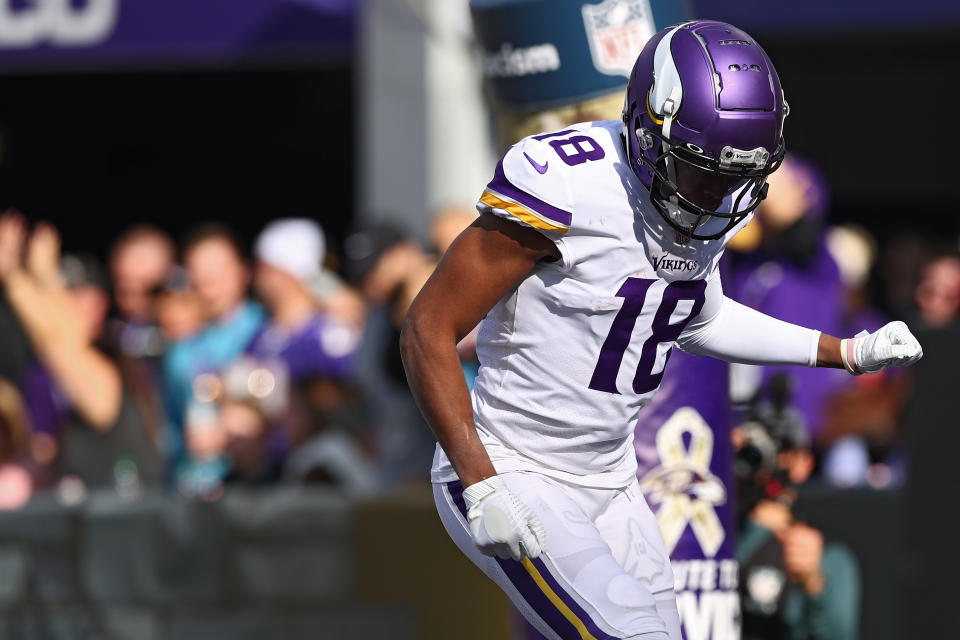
[{"xmin": 623, "ymin": 21, "xmax": 787, "ymax": 240}]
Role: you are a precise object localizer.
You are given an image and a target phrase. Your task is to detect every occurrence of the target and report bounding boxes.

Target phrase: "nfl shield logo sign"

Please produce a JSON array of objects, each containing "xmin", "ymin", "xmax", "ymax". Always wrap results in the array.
[{"xmin": 581, "ymin": 0, "xmax": 655, "ymax": 77}]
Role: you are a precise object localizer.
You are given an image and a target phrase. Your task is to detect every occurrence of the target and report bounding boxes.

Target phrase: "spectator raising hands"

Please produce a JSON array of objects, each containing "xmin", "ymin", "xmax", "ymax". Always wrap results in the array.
[{"xmin": 0, "ymin": 212, "xmax": 121, "ymax": 430}]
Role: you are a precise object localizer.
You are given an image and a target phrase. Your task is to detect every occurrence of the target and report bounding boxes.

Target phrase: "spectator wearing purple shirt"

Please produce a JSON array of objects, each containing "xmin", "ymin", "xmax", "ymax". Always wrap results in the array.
[
  {"xmin": 248, "ymin": 218, "xmax": 358, "ymax": 382},
  {"xmin": 727, "ymin": 155, "xmax": 848, "ymax": 442},
  {"xmin": 245, "ymin": 219, "xmax": 373, "ymax": 490}
]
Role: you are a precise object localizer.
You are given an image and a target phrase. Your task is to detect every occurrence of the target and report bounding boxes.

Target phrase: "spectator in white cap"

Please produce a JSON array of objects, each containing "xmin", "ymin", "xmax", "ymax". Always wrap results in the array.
[
  {"xmin": 245, "ymin": 218, "xmax": 368, "ymax": 483},
  {"xmin": 249, "ymin": 218, "xmax": 358, "ymax": 384},
  {"xmin": 255, "ymin": 218, "xmax": 325, "ymax": 288}
]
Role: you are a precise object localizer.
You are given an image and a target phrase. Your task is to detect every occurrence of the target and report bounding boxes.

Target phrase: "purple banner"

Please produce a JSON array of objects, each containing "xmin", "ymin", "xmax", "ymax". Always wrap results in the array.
[
  {"xmin": 0, "ymin": 0, "xmax": 355, "ymax": 71},
  {"xmin": 635, "ymin": 349, "xmax": 738, "ymax": 640}
]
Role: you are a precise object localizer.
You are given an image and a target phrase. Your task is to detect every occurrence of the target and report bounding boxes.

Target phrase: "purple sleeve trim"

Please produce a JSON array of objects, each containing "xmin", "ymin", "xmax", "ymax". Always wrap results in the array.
[{"xmin": 485, "ymin": 157, "xmax": 573, "ymax": 227}]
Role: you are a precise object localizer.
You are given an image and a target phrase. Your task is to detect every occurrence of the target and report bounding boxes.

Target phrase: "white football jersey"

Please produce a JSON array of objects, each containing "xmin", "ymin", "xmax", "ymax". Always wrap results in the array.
[{"xmin": 432, "ymin": 120, "xmax": 748, "ymax": 488}]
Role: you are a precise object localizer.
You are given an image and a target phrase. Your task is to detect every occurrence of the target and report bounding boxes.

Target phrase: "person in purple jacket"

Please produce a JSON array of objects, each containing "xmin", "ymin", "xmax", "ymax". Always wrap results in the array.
[
  {"xmin": 727, "ymin": 155, "xmax": 849, "ymax": 443},
  {"xmin": 248, "ymin": 218, "xmax": 359, "ymax": 382},
  {"xmin": 245, "ymin": 219, "xmax": 371, "ymax": 487}
]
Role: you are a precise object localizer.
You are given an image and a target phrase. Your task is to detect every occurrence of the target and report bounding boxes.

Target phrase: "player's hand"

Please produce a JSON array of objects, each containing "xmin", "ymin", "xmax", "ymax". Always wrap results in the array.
[
  {"xmin": 463, "ymin": 475, "xmax": 546, "ymax": 561},
  {"xmin": 848, "ymin": 321, "xmax": 923, "ymax": 374}
]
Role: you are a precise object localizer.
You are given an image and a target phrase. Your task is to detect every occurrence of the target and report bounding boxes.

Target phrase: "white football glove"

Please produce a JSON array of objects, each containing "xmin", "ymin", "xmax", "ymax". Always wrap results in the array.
[
  {"xmin": 462, "ymin": 476, "xmax": 546, "ymax": 561},
  {"xmin": 841, "ymin": 320, "xmax": 923, "ymax": 375}
]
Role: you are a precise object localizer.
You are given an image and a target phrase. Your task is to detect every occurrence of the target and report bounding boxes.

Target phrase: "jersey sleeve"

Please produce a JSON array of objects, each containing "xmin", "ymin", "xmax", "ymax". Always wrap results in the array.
[
  {"xmin": 477, "ymin": 135, "xmax": 574, "ymax": 239},
  {"xmin": 677, "ymin": 270, "xmax": 821, "ymax": 367}
]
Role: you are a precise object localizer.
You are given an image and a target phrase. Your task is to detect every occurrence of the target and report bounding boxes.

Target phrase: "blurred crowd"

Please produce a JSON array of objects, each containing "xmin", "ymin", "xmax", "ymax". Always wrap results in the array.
[
  {"xmin": 726, "ymin": 154, "xmax": 960, "ymax": 492},
  {"xmin": 0, "ymin": 205, "xmax": 479, "ymax": 508},
  {"xmin": 0, "ymin": 153, "xmax": 958, "ymax": 513},
  {"xmin": 716, "ymin": 155, "xmax": 958, "ymax": 640}
]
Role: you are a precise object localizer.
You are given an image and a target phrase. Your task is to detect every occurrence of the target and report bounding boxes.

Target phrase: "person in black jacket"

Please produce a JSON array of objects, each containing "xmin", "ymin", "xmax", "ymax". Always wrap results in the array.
[
  {"xmin": 0, "ymin": 212, "xmax": 161, "ymax": 490},
  {"xmin": 734, "ymin": 380, "xmax": 861, "ymax": 640}
]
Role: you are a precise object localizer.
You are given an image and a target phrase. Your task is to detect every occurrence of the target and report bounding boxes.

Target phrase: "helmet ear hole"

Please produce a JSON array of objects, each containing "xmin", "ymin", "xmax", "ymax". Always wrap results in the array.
[{"xmin": 636, "ymin": 128, "xmax": 653, "ymax": 151}]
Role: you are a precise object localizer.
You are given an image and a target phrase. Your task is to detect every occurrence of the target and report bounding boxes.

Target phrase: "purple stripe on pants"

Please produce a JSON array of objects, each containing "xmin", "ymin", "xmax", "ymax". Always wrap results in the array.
[
  {"xmin": 528, "ymin": 556, "xmax": 619, "ymax": 640},
  {"xmin": 445, "ymin": 481, "xmax": 616, "ymax": 640},
  {"xmin": 485, "ymin": 157, "xmax": 573, "ymax": 227}
]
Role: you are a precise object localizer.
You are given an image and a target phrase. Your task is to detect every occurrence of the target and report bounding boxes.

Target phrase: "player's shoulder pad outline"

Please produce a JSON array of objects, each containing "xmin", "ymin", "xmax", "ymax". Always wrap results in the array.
[{"xmin": 479, "ymin": 136, "xmax": 574, "ymax": 235}]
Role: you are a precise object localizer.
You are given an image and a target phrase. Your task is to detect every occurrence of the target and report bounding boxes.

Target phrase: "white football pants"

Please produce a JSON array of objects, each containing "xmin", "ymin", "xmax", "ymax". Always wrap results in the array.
[{"xmin": 434, "ymin": 471, "xmax": 682, "ymax": 640}]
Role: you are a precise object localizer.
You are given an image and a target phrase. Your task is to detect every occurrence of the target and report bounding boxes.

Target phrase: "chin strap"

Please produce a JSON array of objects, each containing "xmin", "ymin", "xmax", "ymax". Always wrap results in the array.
[
  {"xmin": 656, "ymin": 85, "xmax": 695, "ymax": 241},
  {"xmin": 658, "ymin": 85, "xmax": 683, "ymax": 230}
]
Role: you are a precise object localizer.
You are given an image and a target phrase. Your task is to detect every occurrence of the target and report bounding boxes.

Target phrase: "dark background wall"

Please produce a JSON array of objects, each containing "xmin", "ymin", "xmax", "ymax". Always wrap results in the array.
[
  {"xmin": 760, "ymin": 29, "xmax": 960, "ymax": 235},
  {"xmin": 0, "ymin": 65, "xmax": 355, "ymax": 258},
  {"xmin": 2, "ymin": 28, "xmax": 958, "ymax": 261}
]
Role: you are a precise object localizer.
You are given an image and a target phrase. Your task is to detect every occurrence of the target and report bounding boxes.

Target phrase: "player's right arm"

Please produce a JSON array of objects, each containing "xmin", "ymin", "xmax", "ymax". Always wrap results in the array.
[
  {"xmin": 401, "ymin": 132, "xmax": 571, "ymax": 486},
  {"xmin": 400, "ymin": 212, "xmax": 558, "ymax": 560},
  {"xmin": 677, "ymin": 271, "xmax": 922, "ymax": 373},
  {"xmin": 402, "ymin": 132, "xmax": 576, "ymax": 560},
  {"xmin": 401, "ymin": 212, "xmax": 558, "ymax": 485}
]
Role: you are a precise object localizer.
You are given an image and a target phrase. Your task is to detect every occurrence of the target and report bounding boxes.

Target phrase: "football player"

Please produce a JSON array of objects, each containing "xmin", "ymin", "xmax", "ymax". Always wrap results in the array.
[{"xmin": 400, "ymin": 20, "xmax": 921, "ymax": 640}]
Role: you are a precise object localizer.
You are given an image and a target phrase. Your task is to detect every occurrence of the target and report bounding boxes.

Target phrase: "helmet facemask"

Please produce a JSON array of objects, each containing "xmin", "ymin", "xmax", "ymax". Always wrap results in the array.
[
  {"xmin": 630, "ymin": 117, "xmax": 785, "ymax": 242},
  {"xmin": 621, "ymin": 21, "xmax": 789, "ymax": 243}
]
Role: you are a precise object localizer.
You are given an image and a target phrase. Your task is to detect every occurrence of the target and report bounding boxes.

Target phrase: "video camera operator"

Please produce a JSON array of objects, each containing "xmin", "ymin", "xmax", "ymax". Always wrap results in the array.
[{"xmin": 734, "ymin": 375, "xmax": 860, "ymax": 640}]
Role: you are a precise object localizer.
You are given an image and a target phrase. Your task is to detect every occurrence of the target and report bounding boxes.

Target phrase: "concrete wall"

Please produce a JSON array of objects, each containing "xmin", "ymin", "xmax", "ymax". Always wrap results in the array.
[
  {"xmin": 0, "ymin": 486, "xmax": 906, "ymax": 640},
  {"xmin": 0, "ymin": 487, "xmax": 512, "ymax": 640},
  {"xmin": 359, "ymin": 0, "xmax": 494, "ymax": 239}
]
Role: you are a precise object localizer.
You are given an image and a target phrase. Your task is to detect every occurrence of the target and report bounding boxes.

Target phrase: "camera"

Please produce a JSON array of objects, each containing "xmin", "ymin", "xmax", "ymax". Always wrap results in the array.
[{"xmin": 734, "ymin": 373, "xmax": 810, "ymax": 516}]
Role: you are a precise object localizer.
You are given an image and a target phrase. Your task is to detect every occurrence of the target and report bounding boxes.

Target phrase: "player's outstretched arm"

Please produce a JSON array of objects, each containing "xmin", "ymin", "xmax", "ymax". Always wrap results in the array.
[
  {"xmin": 400, "ymin": 212, "xmax": 557, "ymax": 559},
  {"xmin": 678, "ymin": 288, "xmax": 922, "ymax": 374}
]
